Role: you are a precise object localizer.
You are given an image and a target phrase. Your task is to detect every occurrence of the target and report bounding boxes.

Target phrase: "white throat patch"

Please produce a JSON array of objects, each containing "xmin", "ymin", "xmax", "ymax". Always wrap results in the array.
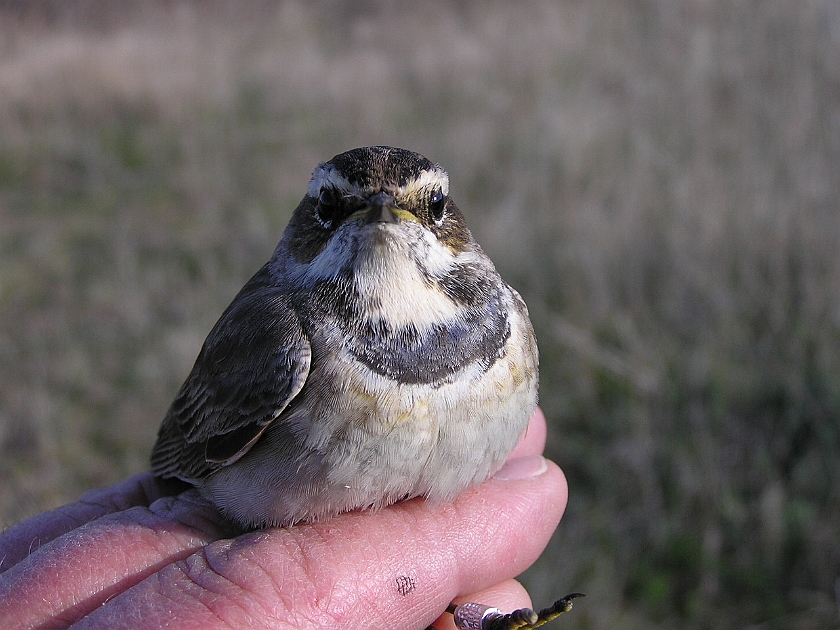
[{"xmin": 351, "ymin": 226, "xmax": 462, "ymax": 329}]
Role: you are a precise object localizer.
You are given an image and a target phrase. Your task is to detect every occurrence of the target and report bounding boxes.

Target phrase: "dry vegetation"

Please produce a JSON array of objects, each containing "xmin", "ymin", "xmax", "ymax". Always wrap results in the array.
[{"xmin": 1, "ymin": 1, "xmax": 839, "ymax": 628}]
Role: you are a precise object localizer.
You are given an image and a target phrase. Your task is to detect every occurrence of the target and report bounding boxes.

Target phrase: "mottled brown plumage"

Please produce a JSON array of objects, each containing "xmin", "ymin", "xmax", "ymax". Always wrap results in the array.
[{"xmin": 151, "ymin": 146, "xmax": 538, "ymax": 528}]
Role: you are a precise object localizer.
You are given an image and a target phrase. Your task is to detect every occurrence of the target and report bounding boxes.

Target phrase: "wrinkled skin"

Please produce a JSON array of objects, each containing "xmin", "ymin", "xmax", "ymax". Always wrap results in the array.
[{"xmin": 0, "ymin": 408, "xmax": 566, "ymax": 630}]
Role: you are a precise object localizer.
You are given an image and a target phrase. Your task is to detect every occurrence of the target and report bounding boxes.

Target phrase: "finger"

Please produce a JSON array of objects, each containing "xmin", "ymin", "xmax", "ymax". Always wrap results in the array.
[
  {"xmin": 70, "ymin": 458, "xmax": 567, "ymax": 629},
  {"xmin": 508, "ymin": 406, "xmax": 547, "ymax": 460},
  {"xmin": 0, "ymin": 488, "xmax": 234, "ymax": 629},
  {"xmin": 0, "ymin": 473, "xmax": 190, "ymax": 573},
  {"xmin": 0, "ymin": 406, "xmax": 546, "ymax": 575},
  {"xmin": 429, "ymin": 579, "xmax": 533, "ymax": 630}
]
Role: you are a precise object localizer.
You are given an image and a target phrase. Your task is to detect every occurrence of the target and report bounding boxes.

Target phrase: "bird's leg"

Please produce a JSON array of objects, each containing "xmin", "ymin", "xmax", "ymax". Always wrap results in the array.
[{"xmin": 443, "ymin": 593, "xmax": 585, "ymax": 630}]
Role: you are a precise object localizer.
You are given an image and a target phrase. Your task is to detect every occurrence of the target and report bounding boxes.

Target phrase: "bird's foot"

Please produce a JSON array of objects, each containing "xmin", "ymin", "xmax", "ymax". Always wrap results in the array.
[{"xmin": 446, "ymin": 592, "xmax": 585, "ymax": 630}]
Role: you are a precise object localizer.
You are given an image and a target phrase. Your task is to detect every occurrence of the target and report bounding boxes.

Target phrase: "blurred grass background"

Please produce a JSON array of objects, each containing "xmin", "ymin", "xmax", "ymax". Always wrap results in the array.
[{"xmin": 1, "ymin": 1, "xmax": 839, "ymax": 628}]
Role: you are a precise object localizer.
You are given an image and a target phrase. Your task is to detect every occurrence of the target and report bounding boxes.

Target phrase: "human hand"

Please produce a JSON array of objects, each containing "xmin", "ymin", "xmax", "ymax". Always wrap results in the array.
[{"xmin": 0, "ymin": 407, "xmax": 567, "ymax": 630}]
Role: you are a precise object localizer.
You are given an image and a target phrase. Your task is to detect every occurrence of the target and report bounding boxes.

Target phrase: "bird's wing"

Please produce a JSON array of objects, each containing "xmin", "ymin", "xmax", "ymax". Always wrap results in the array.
[{"xmin": 150, "ymin": 266, "xmax": 311, "ymax": 482}]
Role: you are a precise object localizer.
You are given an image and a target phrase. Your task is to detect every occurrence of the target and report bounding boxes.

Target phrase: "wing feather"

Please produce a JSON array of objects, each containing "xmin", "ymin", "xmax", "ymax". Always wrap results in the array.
[{"xmin": 150, "ymin": 266, "xmax": 310, "ymax": 482}]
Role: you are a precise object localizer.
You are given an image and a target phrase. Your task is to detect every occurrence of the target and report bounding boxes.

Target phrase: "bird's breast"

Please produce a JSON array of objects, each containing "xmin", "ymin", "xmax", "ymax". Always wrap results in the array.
[{"xmin": 344, "ymin": 305, "xmax": 510, "ymax": 386}]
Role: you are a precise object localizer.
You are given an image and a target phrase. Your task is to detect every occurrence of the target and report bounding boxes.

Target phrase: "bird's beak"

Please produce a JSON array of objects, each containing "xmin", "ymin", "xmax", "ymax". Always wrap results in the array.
[{"xmin": 364, "ymin": 192, "xmax": 400, "ymax": 224}]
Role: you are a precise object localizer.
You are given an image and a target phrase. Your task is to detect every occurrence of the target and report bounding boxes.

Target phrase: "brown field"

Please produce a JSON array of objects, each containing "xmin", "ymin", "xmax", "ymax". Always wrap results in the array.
[{"xmin": 1, "ymin": 1, "xmax": 838, "ymax": 627}]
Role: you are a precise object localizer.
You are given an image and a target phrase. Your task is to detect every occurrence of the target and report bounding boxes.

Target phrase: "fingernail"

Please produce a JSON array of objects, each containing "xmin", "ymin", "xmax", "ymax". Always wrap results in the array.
[{"xmin": 493, "ymin": 455, "xmax": 548, "ymax": 481}]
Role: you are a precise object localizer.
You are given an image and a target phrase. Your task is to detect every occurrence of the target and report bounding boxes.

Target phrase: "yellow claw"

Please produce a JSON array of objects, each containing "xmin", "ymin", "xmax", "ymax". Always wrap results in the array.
[{"xmin": 481, "ymin": 593, "xmax": 586, "ymax": 630}]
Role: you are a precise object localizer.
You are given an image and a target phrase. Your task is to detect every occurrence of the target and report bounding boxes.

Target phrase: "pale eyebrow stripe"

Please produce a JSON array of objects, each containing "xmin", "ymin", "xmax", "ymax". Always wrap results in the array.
[{"xmin": 308, "ymin": 163, "xmax": 449, "ymax": 196}]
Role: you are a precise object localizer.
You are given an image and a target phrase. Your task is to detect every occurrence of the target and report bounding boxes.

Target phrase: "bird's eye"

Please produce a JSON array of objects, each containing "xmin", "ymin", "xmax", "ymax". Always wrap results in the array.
[
  {"xmin": 316, "ymin": 188, "xmax": 339, "ymax": 226},
  {"xmin": 430, "ymin": 190, "xmax": 446, "ymax": 221}
]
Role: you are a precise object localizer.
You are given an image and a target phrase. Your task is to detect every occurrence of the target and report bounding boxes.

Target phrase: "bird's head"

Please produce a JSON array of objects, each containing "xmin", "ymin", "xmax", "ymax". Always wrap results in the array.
[{"xmin": 279, "ymin": 147, "xmax": 477, "ymax": 277}]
